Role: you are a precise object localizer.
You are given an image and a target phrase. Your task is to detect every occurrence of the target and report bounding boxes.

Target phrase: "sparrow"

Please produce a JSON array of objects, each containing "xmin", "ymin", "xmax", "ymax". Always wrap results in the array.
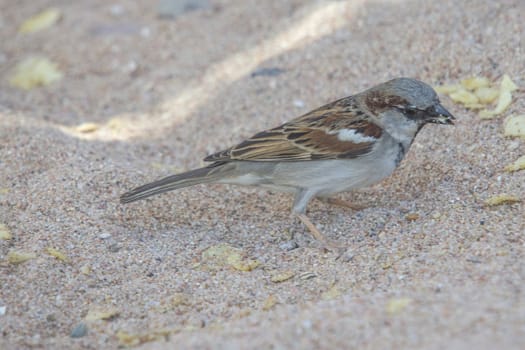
[{"xmin": 120, "ymin": 78, "xmax": 455, "ymax": 246}]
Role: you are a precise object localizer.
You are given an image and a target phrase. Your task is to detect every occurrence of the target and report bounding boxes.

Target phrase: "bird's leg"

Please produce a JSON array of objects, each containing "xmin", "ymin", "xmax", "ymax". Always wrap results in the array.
[
  {"xmin": 295, "ymin": 213, "xmax": 330, "ymax": 244},
  {"xmin": 317, "ymin": 196, "xmax": 367, "ymax": 211},
  {"xmin": 292, "ymin": 189, "xmax": 341, "ymax": 250}
]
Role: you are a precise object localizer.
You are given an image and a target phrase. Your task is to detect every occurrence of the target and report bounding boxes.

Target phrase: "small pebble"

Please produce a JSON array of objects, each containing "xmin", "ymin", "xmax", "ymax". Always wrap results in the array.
[
  {"xmin": 299, "ymin": 272, "xmax": 316, "ymax": 280},
  {"xmin": 70, "ymin": 323, "xmax": 88, "ymax": 338},
  {"xmin": 302, "ymin": 319, "xmax": 313, "ymax": 329},
  {"xmin": 506, "ymin": 140, "xmax": 520, "ymax": 151},
  {"xmin": 99, "ymin": 233, "xmax": 112, "ymax": 239},
  {"xmin": 293, "ymin": 99, "xmax": 305, "ymax": 108},
  {"xmin": 338, "ymin": 250, "xmax": 355, "ymax": 263},
  {"xmin": 140, "ymin": 26, "xmax": 151, "ymax": 38},
  {"xmin": 0, "ymin": 306, "xmax": 6, "ymax": 315},
  {"xmin": 279, "ymin": 240, "xmax": 299, "ymax": 251},
  {"xmin": 405, "ymin": 213, "xmax": 420, "ymax": 221},
  {"xmin": 80, "ymin": 265, "xmax": 92, "ymax": 275},
  {"xmin": 0, "ymin": 223, "xmax": 12, "ymax": 240},
  {"xmin": 109, "ymin": 4, "xmax": 124, "ymax": 16},
  {"xmin": 145, "ymin": 300, "xmax": 160, "ymax": 308},
  {"xmin": 122, "ymin": 60, "xmax": 138, "ymax": 74},
  {"xmin": 271, "ymin": 270, "xmax": 295, "ymax": 283},
  {"xmin": 158, "ymin": 0, "xmax": 210, "ymax": 18},
  {"xmin": 108, "ymin": 243, "xmax": 121, "ymax": 252},
  {"xmin": 251, "ymin": 67, "xmax": 285, "ymax": 78}
]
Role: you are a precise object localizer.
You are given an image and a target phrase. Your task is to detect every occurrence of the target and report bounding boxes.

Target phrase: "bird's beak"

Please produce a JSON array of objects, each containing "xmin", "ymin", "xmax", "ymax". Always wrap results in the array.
[{"xmin": 429, "ymin": 103, "xmax": 455, "ymax": 125}]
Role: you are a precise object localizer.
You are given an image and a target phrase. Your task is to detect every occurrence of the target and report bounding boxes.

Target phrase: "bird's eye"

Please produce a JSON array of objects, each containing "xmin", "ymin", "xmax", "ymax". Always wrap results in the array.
[{"xmin": 405, "ymin": 108, "xmax": 417, "ymax": 116}]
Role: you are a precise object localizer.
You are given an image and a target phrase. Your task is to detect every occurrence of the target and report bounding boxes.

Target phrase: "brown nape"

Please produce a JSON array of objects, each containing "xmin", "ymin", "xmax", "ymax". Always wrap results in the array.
[
  {"xmin": 315, "ymin": 115, "xmax": 383, "ymax": 138},
  {"xmin": 365, "ymin": 91, "xmax": 408, "ymax": 113}
]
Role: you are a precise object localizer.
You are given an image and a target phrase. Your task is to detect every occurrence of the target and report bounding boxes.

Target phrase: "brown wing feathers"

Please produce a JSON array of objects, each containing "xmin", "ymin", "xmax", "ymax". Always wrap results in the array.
[{"xmin": 204, "ymin": 97, "xmax": 382, "ymax": 162}]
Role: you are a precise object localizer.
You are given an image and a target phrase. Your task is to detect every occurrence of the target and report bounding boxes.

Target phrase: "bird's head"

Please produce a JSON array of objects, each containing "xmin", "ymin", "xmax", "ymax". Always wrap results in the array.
[{"xmin": 360, "ymin": 78, "xmax": 455, "ymax": 133}]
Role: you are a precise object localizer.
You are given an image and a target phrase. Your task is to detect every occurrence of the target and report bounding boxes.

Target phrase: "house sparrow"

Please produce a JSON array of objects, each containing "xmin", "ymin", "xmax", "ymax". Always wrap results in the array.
[{"xmin": 121, "ymin": 78, "xmax": 454, "ymax": 246}]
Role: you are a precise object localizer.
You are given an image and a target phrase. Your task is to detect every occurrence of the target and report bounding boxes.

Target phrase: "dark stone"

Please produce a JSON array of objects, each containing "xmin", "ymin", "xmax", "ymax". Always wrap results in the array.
[
  {"xmin": 70, "ymin": 323, "xmax": 88, "ymax": 338},
  {"xmin": 251, "ymin": 67, "xmax": 285, "ymax": 78}
]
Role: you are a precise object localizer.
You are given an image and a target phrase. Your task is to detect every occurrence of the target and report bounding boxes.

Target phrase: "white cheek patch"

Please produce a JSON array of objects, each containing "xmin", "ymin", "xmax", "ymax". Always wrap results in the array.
[{"xmin": 335, "ymin": 129, "xmax": 377, "ymax": 143}]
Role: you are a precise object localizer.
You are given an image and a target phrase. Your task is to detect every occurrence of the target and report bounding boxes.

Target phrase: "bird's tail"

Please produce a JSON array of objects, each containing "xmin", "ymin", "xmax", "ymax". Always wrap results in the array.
[{"xmin": 120, "ymin": 165, "xmax": 226, "ymax": 204}]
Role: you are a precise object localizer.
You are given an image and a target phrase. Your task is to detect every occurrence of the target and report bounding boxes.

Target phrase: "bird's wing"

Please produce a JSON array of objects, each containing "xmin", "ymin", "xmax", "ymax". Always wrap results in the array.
[{"xmin": 204, "ymin": 97, "xmax": 382, "ymax": 162}]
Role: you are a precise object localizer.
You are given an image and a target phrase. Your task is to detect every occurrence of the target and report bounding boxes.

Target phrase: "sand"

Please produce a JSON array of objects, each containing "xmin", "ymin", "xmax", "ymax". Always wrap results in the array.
[{"xmin": 1, "ymin": 0, "xmax": 524, "ymax": 349}]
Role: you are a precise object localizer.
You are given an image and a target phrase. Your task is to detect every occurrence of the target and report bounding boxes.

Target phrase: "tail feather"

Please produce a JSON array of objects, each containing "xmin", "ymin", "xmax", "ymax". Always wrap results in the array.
[{"xmin": 120, "ymin": 166, "xmax": 220, "ymax": 203}]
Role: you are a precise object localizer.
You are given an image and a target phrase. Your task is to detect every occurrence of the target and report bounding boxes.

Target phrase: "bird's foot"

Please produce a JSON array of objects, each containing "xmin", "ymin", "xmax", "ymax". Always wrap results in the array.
[{"xmin": 295, "ymin": 213, "xmax": 346, "ymax": 254}]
